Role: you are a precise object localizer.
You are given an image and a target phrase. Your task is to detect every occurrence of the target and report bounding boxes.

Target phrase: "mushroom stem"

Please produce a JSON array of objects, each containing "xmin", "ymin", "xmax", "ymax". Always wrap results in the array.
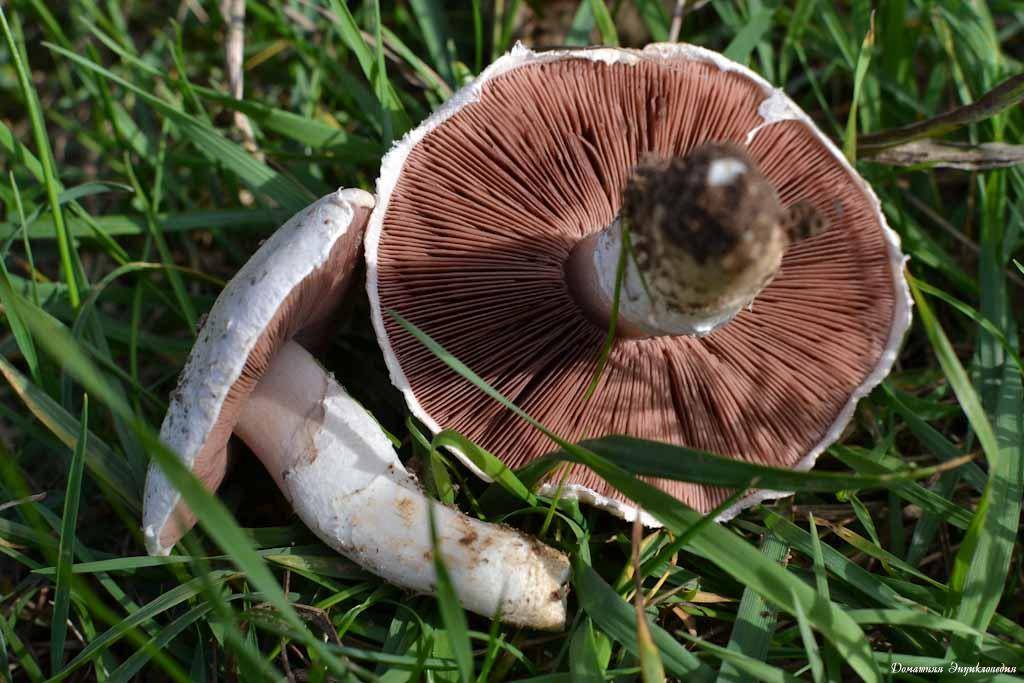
[
  {"xmin": 234, "ymin": 341, "xmax": 570, "ymax": 630},
  {"xmin": 566, "ymin": 142, "xmax": 823, "ymax": 337}
]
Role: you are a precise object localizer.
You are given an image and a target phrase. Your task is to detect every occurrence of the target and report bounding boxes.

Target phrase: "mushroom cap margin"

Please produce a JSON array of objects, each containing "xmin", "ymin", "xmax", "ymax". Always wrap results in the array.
[{"xmin": 143, "ymin": 188, "xmax": 375, "ymax": 555}]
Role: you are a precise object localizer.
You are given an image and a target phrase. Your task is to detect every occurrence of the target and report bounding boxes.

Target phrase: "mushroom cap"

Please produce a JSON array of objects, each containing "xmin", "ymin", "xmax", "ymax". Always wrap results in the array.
[
  {"xmin": 143, "ymin": 188, "xmax": 375, "ymax": 555},
  {"xmin": 365, "ymin": 44, "xmax": 912, "ymax": 522}
]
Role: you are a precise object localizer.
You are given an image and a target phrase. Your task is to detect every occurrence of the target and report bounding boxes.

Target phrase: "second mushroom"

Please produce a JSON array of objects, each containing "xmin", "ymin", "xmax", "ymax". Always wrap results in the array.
[{"xmin": 143, "ymin": 189, "xmax": 569, "ymax": 631}]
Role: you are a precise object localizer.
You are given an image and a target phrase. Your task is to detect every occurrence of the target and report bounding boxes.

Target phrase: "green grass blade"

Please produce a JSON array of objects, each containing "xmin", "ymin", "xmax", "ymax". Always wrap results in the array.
[
  {"xmin": 0, "ymin": 257, "xmax": 40, "ymax": 383},
  {"xmin": 759, "ymin": 512, "xmax": 910, "ymax": 608},
  {"xmin": 0, "ymin": 355, "xmax": 140, "ymax": 511},
  {"xmin": 913, "ymin": 277, "xmax": 1023, "ymax": 375},
  {"xmin": 910, "ymin": 272, "xmax": 1014, "ymax": 637},
  {"xmin": 195, "ymin": 88, "xmax": 381, "ymax": 158},
  {"xmin": 0, "ymin": 208, "xmax": 290, "ymax": 241},
  {"xmin": 431, "ymin": 429, "xmax": 536, "ymax": 505},
  {"xmin": 844, "ymin": 13, "xmax": 876, "ymax": 161},
  {"xmin": 408, "ymin": 0, "xmax": 456, "ymax": 85},
  {"xmin": 470, "ymin": 0, "xmax": 483, "ymax": 72},
  {"xmin": 50, "ymin": 396, "xmax": 88, "ymax": 674},
  {"xmin": 0, "ymin": 453, "xmax": 189, "ymax": 681},
  {"xmin": 106, "ymin": 603, "xmax": 214, "ymax": 683},
  {"xmin": 492, "ymin": 0, "xmax": 522, "ymax": 60},
  {"xmin": 830, "ymin": 446, "xmax": 973, "ymax": 529},
  {"xmin": 790, "ymin": 587, "xmax": 825, "ymax": 683},
  {"xmin": 637, "ymin": 484, "xmax": 750, "ymax": 585},
  {"xmin": 779, "ymin": 0, "xmax": 817, "ymax": 82},
  {"xmin": 949, "ymin": 362, "xmax": 1023, "ymax": 656},
  {"xmin": 51, "ymin": 572, "xmax": 236, "ymax": 682},
  {"xmin": 679, "ymin": 632, "xmax": 801, "ymax": 683},
  {"xmin": 904, "ymin": 469, "xmax": 960, "ymax": 565},
  {"xmin": 845, "ymin": 610, "xmax": 988, "ymax": 638},
  {"xmin": 6, "ymin": 172, "xmax": 39, "ymax": 307},
  {"xmin": 0, "ymin": 613, "xmax": 43, "ymax": 683},
  {"xmin": 635, "ymin": 611, "xmax": 665, "ymax": 683},
  {"xmin": 574, "ymin": 560, "xmax": 713, "ymax": 680},
  {"xmin": 829, "ymin": 525, "xmax": 946, "ymax": 589},
  {"xmin": 908, "ymin": 279, "xmax": 1002, "ymax": 466},
  {"xmin": 380, "ymin": 26, "xmax": 454, "ymax": 99},
  {"xmin": 569, "ymin": 617, "xmax": 606, "ymax": 682},
  {"xmin": 632, "ymin": 0, "xmax": 669, "ymax": 42},
  {"xmin": 880, "ymin": 384, "xmax": 987, "ymax": 492},
  {"xmin": 0, "ymin": 619, "xmax": 10, "ymax": 683},
  {"xmin": 847, "ymin": 493, "xmax": 884, "ymax": 551},
  {"xmin": 371, "ymin": 0, "xmax": 393, "ymax": 145},
  {"xmin": 69, "ymin": 262, "xmax": 219, "ymax": 347},
  {"xmin": 632, "ymin": 517, "xmax": 666, "ymax": 683},
  {"xmin": 860, "ymin": 73, "xmax": 1024, "ymax": 151},
  {"xmin": 527, "ymin": 434, "xmax": 965, "ymax": 493},
  {"xmin": 584, "ymin": 223, "xmax": 636, "ymax": 401},
  {"xmin": 122, "ymin": 140, "xmax": 197, "ymax": 331},
  {"xmin": 0, "ymin": 7, "xmax": 80, "ymax": 307},
  {"xmin": 717, "ymin": 532, "xmax": 788, "ymax": 683},
  {"xmin": 0, "ymin": 118, "xmax": 44, "ymax": 181},
  {"xmin": 723, "ymin": 8, "xmax": 776, "ymax": 64},
  {"xmin": 408, "ymin": 418, "xmax": 455, "ymax": 503},
  {"xmin": 808, "ymin": 512, "xmax": 843, "ymax": 682},
  {"xmin": 32, "ymin": 555, "xmax": 206, "ymax": 576},
  {"xmin": 566, "ymin": 2, "xmax": 596, "ymax": 46},
  {"xmin": 326, "ymin": 0, "xmax": 410, "ymax": 140},
  {"xmin": 428, "ymin": 504, "xmax": 473, "ymax": 683},
  {"xmin": 5, "ymin": 182, "xmax": 132, "ymax": 255},
  {"xmin": 43, "ymin": 43, "xmax": 314, "ymax": 213},
  {"xmin": 78, "ymin": 20, "xmax": 380, "ymax": 157},
  {"xmin": 588, "ymin": 0, "xmax": 619, "ymax": 46}
]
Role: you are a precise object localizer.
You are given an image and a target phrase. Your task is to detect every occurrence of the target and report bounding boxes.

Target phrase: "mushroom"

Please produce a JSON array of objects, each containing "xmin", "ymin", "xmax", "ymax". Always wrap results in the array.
[
  {"xmin": 143, "ymin": 189, "xmax": 570, "ymax": 630},
  {"xmin": 365, "ymin": 43, "xmax": 912, "ymax": 523}
]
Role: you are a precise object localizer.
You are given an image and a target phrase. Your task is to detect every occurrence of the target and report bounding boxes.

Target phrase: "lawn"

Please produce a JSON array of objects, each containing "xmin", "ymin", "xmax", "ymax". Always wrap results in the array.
[{"xmin": 0, "ymin": 1, "xmax": 1022, "ymax": 681}]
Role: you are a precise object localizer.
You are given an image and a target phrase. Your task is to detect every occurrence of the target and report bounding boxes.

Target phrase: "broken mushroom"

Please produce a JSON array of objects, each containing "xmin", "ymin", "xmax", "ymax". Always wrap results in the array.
[
  {"xmin": 143, "ymin": 189, "xmax": 570, "ymax": 630},
  {"xmin": 365, "ymin": 43, "xmax": 912, "ymax": 523}
]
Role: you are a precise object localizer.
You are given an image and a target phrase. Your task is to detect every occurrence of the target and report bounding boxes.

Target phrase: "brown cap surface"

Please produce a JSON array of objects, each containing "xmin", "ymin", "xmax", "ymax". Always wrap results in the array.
[
  {"xmin": 144, "ymin": 190, "xmax": 374, "ymax": 554},
  {"xmin": 367, "ymin": 46, "xmax": 910, "ymax": 518}
]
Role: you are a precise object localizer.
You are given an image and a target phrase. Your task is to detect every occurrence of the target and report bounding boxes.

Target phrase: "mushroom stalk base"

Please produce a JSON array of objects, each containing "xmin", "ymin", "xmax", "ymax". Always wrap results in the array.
[
  {"xmin": 566, "ymin": 145, "xmax": 793, "ymax": 338},
  {"xmin": 235, "ymin": 341, "xmax": 570, "ymax": 630},
  {"xmin": 568, "ymin": 211, "xmax": 791, "ymax": 338}
]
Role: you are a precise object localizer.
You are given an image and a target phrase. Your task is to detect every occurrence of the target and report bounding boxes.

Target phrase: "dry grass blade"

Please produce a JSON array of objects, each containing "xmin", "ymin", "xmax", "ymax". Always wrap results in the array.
[
  {"xmin": 220, "ymin": 0, "xmax": 261, "ymax": 160},
  {"xmin": 869, "ymin": 140, "xmax": 1024, "ymax": 170},
  {"xmin": 0, "ymin": 493, "xmax": 46, "ymax": 514},
  {"xmin": 859, "ymin": 72, "xmax": 1024, "ymax": 151},
  {"xmin": 632, "ymin": 513, "xmax": 665, "ymax": 683},
  {"xmin": 667, "ymin": 0, "xmax": 710, "ymax": 42}
]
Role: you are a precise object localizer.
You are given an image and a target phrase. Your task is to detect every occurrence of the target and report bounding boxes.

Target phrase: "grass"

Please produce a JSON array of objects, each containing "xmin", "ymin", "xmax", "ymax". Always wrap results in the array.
[{"xmin": 1, "ymin": 1, "xmax": 1022, "ymax": 681}]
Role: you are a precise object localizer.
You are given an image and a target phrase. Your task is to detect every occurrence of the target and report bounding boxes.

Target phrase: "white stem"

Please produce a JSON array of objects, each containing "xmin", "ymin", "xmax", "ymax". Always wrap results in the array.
[{"xmin": 235, "ymin": 341, "xmax": 570, "ymax": 630}]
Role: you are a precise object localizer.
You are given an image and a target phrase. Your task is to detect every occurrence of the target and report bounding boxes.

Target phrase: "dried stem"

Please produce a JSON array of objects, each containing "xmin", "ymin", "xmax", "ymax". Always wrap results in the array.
[
  {"xmin": 221, "ymin": 0, "xmax": 262, "ymax": 161},
  {"xmin": 869, "ymin": 139, "xmax": 1024, "ymax": 170},
  {"xmin": 859, "ymin": 73, "xmax": 1024, "ymax": 152}
]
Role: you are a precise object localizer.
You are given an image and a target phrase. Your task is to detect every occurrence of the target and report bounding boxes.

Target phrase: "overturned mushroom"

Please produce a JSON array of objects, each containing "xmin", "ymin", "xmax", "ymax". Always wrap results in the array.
[
  {"xmin": 366, "ymin": 44, "xmax": 912, "ymax": 523},
  {"xmin": 143, "ymin": 189, "xmax": 570, "ymax": 630}
]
